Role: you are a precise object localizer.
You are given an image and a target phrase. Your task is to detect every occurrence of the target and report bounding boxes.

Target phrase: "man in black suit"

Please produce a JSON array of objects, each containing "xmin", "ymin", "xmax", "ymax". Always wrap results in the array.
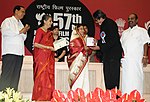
[
  {"xmin": 148, "ymin": 27, "xmax": 150, "ymax": 37},
  {"xmin": 90, "ymin": 10, "xmax": 123, "ymax": 90}
]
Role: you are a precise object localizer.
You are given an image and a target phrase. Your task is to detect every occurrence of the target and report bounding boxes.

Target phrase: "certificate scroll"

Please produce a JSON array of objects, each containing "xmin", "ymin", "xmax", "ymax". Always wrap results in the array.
[
  {"xmin": 86, "ymin": 37, "xmax": 96, "ymax": 46},
  {"xmin": 53, "ymin": 38, "xmax": 69, "ymax": 50}
]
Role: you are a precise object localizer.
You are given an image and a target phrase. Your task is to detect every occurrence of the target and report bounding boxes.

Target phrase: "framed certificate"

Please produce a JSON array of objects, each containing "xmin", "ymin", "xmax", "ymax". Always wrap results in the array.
[
  {"xmin": 86, "ymin": 37, "xmax": 96, "ymax": 46},
  {"xmin": 53, "ymin": 38, "xmax": 69, "ymax": 50}
]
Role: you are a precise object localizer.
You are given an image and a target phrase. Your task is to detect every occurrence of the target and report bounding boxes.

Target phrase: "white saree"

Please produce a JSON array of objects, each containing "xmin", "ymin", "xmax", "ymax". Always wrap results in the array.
[
  {"xmin": 69, "ymin": 52, "xmax": 89, "ymax": 95},
  {"xmin": 67, "ymin": 30, "xmax": 90, "ymax": 95}
]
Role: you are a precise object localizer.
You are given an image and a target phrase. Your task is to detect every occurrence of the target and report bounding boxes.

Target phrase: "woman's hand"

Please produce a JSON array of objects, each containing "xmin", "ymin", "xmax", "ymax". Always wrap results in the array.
[
  {"xmin": 84, "ymin": 46, "xmax": 89, "ymax": 51},
  {"xmin": 47, "ymin": 46, "xmax": 55, "ymax": 51},
  {"xmin": 55, "ymin": 58, "xmax": 59, "ymax": 62}
]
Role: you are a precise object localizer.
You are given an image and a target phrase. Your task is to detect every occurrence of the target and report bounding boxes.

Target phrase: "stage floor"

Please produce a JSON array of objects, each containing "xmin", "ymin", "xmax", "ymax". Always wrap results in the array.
[{"xmin": 1, "ymin": 56, "xmax": 150, "ymax": 101}]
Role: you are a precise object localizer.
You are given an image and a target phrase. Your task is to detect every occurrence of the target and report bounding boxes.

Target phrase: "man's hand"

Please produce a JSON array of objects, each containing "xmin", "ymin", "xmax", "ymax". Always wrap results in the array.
[
  {"xmin": 89, "ymin": 46, "xmax": 100, "ymax": 50},
  {"xmin": 19, "ymin": 24, "xmax": 30, "ymax": 34},
  {"xmin": 142, "ymin": 56, "xmax": 148, "ymax": 67}
]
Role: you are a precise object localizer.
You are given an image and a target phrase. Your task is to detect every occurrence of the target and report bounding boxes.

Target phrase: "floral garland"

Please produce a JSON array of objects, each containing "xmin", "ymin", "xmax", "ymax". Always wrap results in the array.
[
  {"xmin": 50, "ymin": 87, "xmax": 146, "ymax": 102},
  {"xmin": 0, "ymin": 88, "xmax": 29, "ymax": 102}
]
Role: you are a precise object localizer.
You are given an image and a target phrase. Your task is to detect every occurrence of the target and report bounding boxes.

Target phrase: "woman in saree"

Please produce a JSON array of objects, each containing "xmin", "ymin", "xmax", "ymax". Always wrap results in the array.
[
  {"xmin": 32, "ymin": 15, "xmax": 55, "ymax": 101},
  {"xmin": 67, "ymin": 24, "xmax": 92, "ymax": 95}
]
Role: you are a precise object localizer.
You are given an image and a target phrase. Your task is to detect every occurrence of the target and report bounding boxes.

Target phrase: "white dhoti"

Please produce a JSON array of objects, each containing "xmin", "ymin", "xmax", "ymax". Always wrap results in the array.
[
  {"xmin": 120, "ymin": 25, "xmax": 150, "ymax": 95},
  {"xmin": 121, "ymin": 57, "xmax": 143, "ymax": 95}
]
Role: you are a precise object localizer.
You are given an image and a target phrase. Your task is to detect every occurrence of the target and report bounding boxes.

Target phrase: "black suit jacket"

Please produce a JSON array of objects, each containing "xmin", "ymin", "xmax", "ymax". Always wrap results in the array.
[{"xmin": 97, "ymin": 17, "xmax": 123, "ymax": 61}]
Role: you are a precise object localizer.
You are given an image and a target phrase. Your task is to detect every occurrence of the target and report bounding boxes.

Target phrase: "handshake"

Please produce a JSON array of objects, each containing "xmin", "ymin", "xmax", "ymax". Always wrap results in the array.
[{"xmin": 19, "ymin": 24, "xmax": 30, "ymax": 34}]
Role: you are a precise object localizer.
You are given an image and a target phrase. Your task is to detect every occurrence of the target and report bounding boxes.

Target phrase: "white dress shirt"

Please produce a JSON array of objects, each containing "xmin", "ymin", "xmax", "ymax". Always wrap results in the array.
[{"xmin": 1, "ymin": 16, "xmax": 27, "ymax": 56}]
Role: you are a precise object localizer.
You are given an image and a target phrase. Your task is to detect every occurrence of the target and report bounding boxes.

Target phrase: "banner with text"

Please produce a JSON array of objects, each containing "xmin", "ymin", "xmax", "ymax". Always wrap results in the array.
[{"xmin": 22, "ymin": 0, "xmax": 95, "ymax": 53}]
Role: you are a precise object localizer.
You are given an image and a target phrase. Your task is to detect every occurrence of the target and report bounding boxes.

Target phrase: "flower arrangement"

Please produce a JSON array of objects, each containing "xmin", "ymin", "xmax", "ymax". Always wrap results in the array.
[
  {"xmin": 0, "ymin": 87, "xmax": 30, "ymax": 102},
  {"xmin": 50, "ymin": 87, "xmax": 146, "ymax": 102}
]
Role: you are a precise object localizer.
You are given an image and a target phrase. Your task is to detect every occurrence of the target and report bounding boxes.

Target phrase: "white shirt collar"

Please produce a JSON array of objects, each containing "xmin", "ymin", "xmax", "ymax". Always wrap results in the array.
[
  {"xmin": 12, "ymin": 16, "xmax": 20, "ymax": 23},
  {"xmin": 129, "ymin": 25, "xmax": 138, "ymax": 30}
]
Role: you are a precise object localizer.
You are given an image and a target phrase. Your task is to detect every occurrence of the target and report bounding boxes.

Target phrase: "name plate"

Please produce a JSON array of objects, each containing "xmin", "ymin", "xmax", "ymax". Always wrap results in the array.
[{"xmin": 53, "ymin": 38, "xmax": 69, "ymax": 50}]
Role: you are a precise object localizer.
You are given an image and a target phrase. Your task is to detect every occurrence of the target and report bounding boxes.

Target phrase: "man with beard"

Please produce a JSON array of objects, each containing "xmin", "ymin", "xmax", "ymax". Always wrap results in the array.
[{"xmin": 120, "ymin": 13, "xmax": 150, "ymax": 95}]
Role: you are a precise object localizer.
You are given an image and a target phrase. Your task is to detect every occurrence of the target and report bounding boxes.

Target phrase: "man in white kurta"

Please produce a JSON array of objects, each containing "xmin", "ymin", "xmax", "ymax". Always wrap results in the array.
[
  {"xmin": 120, "ymin": 13, "xmax": 150, "ymax": 95},
  {"xmin": 0, "ymin": 5, "xmax": 30, "ymax": 91}
]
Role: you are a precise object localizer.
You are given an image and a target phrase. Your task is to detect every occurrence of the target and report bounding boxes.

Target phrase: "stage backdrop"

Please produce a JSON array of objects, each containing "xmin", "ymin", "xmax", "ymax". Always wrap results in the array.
[{"xmin": 0, "ymin": 0, "xmax": 150, "ymax": 58}]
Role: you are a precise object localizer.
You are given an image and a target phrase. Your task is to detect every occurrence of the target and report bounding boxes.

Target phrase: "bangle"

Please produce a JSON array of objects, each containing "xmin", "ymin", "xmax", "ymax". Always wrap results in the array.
[{"xmin": 143, "ymin": 56, "xmax": 148, "ymax": 59}]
